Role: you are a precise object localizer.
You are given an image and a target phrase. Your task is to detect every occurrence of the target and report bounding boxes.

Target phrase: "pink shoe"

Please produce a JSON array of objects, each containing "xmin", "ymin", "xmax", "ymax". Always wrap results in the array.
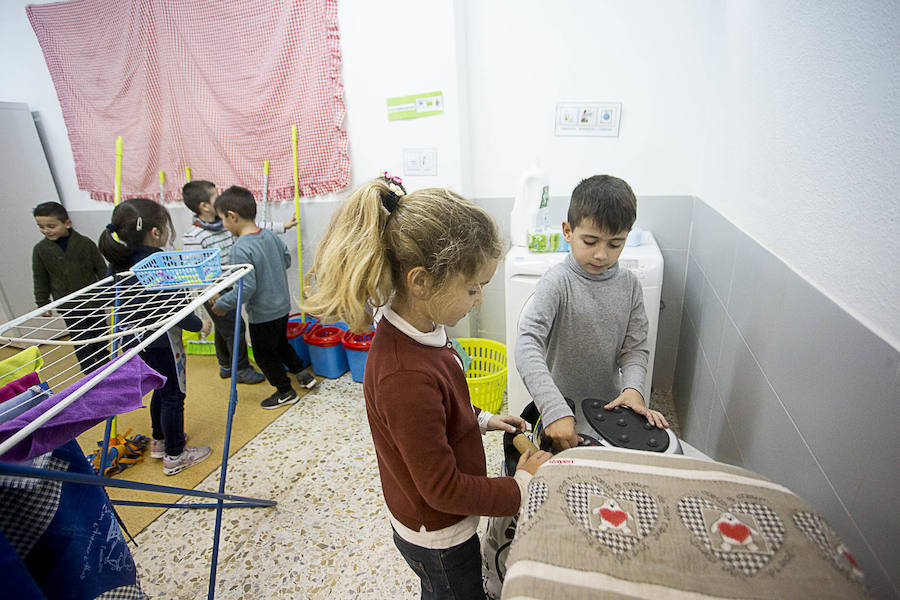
[{"xmin": 149, "ymin": 434, "xmax": 189, "ymax": 459}]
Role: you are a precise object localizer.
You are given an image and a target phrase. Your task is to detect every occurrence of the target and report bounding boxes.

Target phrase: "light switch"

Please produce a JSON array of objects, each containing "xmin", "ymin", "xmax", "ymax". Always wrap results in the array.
[{"xmin": 403, "ymin": 148, "xmax": 438, "ymax": 176}]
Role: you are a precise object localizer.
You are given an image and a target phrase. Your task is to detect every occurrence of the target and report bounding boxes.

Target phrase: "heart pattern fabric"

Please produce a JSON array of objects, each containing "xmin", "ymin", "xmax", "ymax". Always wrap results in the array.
[
  {"xmin": 564, "ymin": 481, "xmax": 658, "ymax": 555},
  {"xmin": 678, "ymin": 496, "xmax": 784, "ymax": 576},
  {"xmin": 793, "ymin": 511, "xmax": 865, "ymax": 582}
]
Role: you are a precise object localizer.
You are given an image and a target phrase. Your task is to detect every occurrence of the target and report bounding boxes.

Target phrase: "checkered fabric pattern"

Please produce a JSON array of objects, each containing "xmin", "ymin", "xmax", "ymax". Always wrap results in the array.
[
  {"xmin": 95, "ymin": 584, "xmax": 150, "ymax": 600},
  {"xmin": 793, "ymin": 511, "xmax": 832, "ymax": 556},
  {"xmin": 0, "ymin": 456, "xmax": 65, "ymax": 557},
  {"xmin": 0, "ymin": 453, "xmax": 52, "ymax": 490},
  {"xmin": 27, "ymin": 0, "xmax": 350, "ymax": 203},
  {"xmin": 523, "ymin": 479, "xmax": 548, "ymax": 523}
]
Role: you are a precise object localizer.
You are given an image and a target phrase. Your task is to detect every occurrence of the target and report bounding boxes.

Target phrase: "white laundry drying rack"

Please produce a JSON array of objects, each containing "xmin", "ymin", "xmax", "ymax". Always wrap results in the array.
[{"xmin": 0, "ymin": 263, "xmax": 273, "ymax": 600}]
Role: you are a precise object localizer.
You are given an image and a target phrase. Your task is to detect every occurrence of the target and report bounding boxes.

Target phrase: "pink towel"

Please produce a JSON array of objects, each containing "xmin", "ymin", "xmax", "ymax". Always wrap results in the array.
[
  {"xmin": 27, "ymin": 0, "xmax": 349, "ymax": 203},
  {"xmin": 0, "ymin": 372, "xmax": 41, "ymax": 404},
  {"xmin": 0, "ymin": 356, "xmax": 164, "ymax": 462}
]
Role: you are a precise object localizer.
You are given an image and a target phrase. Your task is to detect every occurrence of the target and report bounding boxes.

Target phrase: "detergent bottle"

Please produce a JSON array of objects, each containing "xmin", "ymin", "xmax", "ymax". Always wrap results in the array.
[{"xmin": 510, "ymin": 162, "xmax": 550, "ymax": 247}]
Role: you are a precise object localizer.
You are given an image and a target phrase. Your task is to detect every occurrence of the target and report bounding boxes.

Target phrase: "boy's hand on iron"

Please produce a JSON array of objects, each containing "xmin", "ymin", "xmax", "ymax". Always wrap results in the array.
[
  {"xmin": 604, "ymin": 389, "xmax": 669, "ymax": 429},
  {"xmin": 516, "ymin": 448, "xmax": 553, "ymax": 476},
  {"xmin": 544, "ymin": 416, "xmax": 582, "ymax": 451},
  {"xmin": 487, "ymin": 414, "xmax": 526, "ymax": 434}
]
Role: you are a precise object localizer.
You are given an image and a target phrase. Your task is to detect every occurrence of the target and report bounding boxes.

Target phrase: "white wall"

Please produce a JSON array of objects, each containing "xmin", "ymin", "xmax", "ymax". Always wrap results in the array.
[
  {"xmin": 695, "ymin": 0, "xmax": 900, "ymax": 349},
  {"xmin": 463, "ymin": 0, "xmax": 713, "ymax": 199},
  {"xmin": 0, "ymin": 0, "xmax": 99, "ymax": 209},
  {"xmin": 338, "ymin": 0, "xmax": 466, "ymax": 193}
]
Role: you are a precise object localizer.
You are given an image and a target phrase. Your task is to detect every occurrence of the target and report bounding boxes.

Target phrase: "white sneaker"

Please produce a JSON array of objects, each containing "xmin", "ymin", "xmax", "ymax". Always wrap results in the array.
[{"xmin": 163, "ymin": 445, "xmax": 211, "ymax": 475}]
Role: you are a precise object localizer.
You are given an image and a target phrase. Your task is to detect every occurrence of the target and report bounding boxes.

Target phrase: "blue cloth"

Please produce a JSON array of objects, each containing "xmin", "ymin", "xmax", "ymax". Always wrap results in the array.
[
  {"xmin": 0, "ymin": 440, "xmax": 144, "ymax": 599},
  {"xmin": 0, "ymin": 384, "xmax": 51, "ymax": 426},
  {"xmin": 215, "ymin": 228, "xmax": 291, "ymax": 323}
]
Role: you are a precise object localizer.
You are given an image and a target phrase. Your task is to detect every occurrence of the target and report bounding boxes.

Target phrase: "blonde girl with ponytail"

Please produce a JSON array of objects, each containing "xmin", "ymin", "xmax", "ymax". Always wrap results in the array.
[{"xmin": 302, "ymin": 174, "xmax": 550, "ymax": 599}]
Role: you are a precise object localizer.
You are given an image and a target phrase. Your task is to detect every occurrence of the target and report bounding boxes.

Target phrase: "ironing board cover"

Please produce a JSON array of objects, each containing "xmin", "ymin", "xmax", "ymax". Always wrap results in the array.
[{"xmin": 502, "ymin": 447, "xmax": 871, "ymax": 599}]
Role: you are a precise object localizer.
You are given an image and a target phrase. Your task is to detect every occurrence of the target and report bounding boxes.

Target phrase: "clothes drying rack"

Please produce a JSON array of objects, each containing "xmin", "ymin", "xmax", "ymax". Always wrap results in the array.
[{"xmin": 0, "ymin": 263, "xmax": 273, "ymax": 600}]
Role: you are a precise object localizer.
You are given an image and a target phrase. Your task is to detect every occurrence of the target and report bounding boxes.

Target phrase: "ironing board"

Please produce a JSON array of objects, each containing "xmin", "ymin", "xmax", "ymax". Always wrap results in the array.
[{"xmin": 502, "ymin": 446, "xmax": 871, "ymax": 599}]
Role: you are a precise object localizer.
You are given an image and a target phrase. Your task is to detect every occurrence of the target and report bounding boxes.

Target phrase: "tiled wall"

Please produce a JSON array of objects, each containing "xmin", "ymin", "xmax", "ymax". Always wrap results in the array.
[
  {"xmin": 674, "ymin": 198, "xmax": 900, "ymax": 599},
  {"xmin": 474, "ymin": 195, "xmax": 693, "ymax": 392}
]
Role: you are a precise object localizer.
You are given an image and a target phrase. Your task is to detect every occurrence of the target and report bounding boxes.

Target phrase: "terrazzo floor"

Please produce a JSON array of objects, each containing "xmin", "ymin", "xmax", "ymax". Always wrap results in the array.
[{"xmin": 130, "ymin": 375, "xmax": 678, "ymax": 599}]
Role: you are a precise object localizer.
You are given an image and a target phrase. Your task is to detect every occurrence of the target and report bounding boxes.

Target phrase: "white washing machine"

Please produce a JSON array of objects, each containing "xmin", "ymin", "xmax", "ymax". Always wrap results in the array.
[{"xmin": 504, "ymin": 231, "xmax": 664, "ymax": 419}]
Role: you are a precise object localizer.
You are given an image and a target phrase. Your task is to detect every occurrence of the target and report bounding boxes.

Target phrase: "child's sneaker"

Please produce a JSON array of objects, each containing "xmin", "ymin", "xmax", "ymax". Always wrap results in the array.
[
  {"xmin": 260, "ymin": 388, "xmax": 299, "ymax": 409},
  {"xmin": 236, "ymin": 367, "xmax": 265, "ymax": 385},
  {"xmin": 150, "ymin": 434, "xmax": 189, "ymax": 459},
  {"xmin": 162, "ymin": 445, "xmax": 211, "ymax": 475},
  {"xmin": 295, "ymin": 370, "xmax": 318, "ymax": 390},
  {"xmin": 219, "ymin": 367, "xmax": 231, "ymax": 379},
  {"xmin": 150, "ymin": 438, "xmax": 165, "ymax": 459}
]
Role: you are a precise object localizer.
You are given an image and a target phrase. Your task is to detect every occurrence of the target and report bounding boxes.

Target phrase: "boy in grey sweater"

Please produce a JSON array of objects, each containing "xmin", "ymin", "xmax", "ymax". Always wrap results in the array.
[
  {"xmin": 514, "ymin": 175, "xmax": 668, "ymax": 451},
  {"xmin": 211, "ymin": 186, "xmax": 317, "ymax": 409}
]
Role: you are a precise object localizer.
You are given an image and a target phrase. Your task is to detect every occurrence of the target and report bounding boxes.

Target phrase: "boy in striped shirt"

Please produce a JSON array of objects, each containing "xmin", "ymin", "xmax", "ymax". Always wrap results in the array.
[{"xmin": 182, "ymin": 180, "xmax": 296, "ymax": 384}]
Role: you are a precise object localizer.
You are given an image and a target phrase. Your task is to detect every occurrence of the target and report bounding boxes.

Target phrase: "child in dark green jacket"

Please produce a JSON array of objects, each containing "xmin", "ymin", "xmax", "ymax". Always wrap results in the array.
[{"xmin": 32, "ymin": 202, "xmax": 108, "ymax": 374}]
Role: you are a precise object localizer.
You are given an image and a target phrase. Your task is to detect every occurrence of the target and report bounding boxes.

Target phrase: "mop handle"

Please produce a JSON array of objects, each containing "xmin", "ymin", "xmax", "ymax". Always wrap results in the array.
[
  {"xmin": 184, "ymin": 166, "xmax": 191, "ymax": 182},
  {"xmin": 292, "ymin": 125, "xmax": 305, "ymax": 321},
  {"xmin": 114, "ymin": 136, "xmax": 123, "ymax": 206},
  {"xmin": 263, "ymin": 160, "xmax": 270, "ymax": 223},
  {"xmin": 159, "ymin": 170, "xmax": 165, "ymax": 203}
]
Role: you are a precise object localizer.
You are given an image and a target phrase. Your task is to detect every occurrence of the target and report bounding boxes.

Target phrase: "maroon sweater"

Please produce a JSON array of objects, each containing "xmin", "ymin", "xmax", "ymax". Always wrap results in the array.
[{"xmin": 363, "ymin": 318, "xmax": 520, "ymax": 531}]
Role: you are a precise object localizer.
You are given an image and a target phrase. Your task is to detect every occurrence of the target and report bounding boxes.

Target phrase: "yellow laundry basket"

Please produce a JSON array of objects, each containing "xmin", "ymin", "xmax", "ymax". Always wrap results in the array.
[{"xmin": 457, "ymin": 338, "xmax": 507, "ymax": 414}]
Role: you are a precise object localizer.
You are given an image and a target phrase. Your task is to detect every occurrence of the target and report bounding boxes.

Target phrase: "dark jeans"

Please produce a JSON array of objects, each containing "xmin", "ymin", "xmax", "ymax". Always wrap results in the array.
[
  {"xmin": 202, "ymin": 300, "xmax": 251, "ymax": 371},
  {"xmin": 140, "ymin": 345, "xmax": 186, "ymax": 456},
  {"xmin": 62, "ymin": 312, "xmax": 109, "ymax": 376},
  {"xmin": 247, "ymin": 315, "xmax": 304, "ymax": 393},
  {"xmin": 392, "ymin": 530, "xmax": 486, "ymax": 600}
]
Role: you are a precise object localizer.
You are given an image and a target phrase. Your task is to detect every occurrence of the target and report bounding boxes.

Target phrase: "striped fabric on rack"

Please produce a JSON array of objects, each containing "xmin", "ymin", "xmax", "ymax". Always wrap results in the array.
[{"xmin": 27, "ymin": 0, "xmax": 349, "ymax": 203}]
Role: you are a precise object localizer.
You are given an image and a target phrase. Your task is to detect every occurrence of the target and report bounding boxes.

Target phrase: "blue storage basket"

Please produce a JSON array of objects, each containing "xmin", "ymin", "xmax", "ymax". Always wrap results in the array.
[
  {"xmin": 286, "ymin": 318, "xmax": 316, "ymax": 366},
  {"xmin": 303, "ymin": 325, "xmax": 349, "ymax": 378},
  {"xmin": 342, "ymin": 330, "xmax": 374, "ymax": 383},
  {"xmin": 132, "ymin": 249, "xmax": 222, "ymax": 290}
]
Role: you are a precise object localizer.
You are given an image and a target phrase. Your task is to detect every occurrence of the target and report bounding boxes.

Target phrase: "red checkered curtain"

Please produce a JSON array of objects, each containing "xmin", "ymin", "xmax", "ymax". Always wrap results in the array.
[{"xmin": 27, "ymin": 0, "xmax": 349, "ymax": 203}]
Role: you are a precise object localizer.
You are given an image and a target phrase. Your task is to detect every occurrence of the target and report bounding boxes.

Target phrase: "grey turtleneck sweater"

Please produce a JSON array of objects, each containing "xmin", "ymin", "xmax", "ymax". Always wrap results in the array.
[{"xmin": 514, "ymin": 253, "xmax": 649, "ymax": 428}]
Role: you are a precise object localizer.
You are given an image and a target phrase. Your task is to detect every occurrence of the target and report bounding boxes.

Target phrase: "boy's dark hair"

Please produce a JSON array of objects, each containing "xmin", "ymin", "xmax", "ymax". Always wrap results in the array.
[
  {"xmin": 182, "ymin": 180, "xmax": 217, "ymax": 215},
  {"xmin": 567, "ymin": 175, "xmax": 637, "ymax": 233},
  {"xmin": 33, "ymin": 201, "xmax": 69, "ymax": 222},
  {"xmin": 215, "ymin": 186, "xmax": 257, "ymax": 220}
]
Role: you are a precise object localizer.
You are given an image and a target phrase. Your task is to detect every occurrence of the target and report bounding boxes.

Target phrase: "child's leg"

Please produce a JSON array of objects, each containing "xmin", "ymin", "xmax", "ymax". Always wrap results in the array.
[
  {"xmin": 277, "ymin": 328, "xmax": 305, "ymax": 374},
  {"xmin": 63, "ymin": 311, "xmax": 108, "ymax": 375},
  {"xmin": 247, "ymin": 317, "xmax": 293, "ymax": 392},
  {"xmin": 202, "ymin": 302, "xmax": 251, "ymax": 371},
  {"xmin": 140, "ymin": 346, "xmax": 186, "ymax": 456},
  {"xmin": 392, "ymin": 530, "xmax": 486, "ymax": 600}
]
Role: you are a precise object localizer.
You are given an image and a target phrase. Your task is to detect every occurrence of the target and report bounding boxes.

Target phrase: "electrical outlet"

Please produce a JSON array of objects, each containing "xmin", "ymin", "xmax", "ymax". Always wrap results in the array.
[{"xmin": 403, "ymin": 148, "xmax": 438, "ymax": 176}]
